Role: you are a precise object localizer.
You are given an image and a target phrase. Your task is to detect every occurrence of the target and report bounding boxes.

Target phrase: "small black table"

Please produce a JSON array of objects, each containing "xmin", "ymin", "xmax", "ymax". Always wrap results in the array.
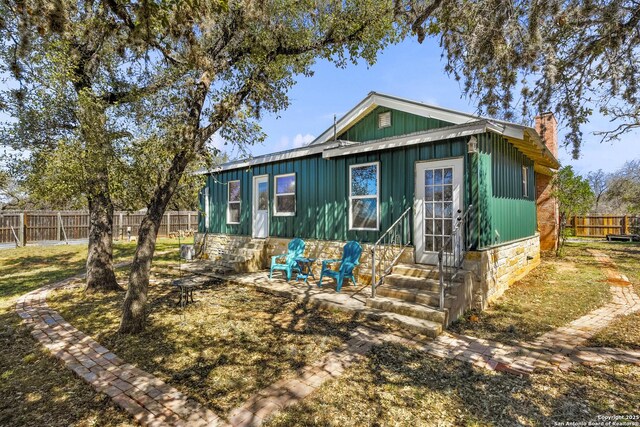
[
  {"xmin": 172, "ymin": 278, "xmax": 205, "ymax": 306},
  {"xmin": 294, "ymin": 257, "xmax": 317, "ymax": 283}
]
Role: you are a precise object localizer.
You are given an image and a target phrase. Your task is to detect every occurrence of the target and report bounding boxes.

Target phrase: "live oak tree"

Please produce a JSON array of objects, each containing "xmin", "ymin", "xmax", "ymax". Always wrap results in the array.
[
  {"xmin": 430, "ymin": 0, "xmax": 640, "ymax": 158},
  {"xmin": 113, "ymin": 0, "xmax": 417, "ymax": 334},
  {"xmin": 0, "ymin": 0, "xmax": 174, "ymax": 292}
]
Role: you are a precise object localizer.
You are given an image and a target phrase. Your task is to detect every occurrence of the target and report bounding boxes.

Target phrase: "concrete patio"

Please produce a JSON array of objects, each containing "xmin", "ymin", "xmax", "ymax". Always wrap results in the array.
[{"xmin": 179, "ymin": 260, "xmax": 443, "ymax": 337}]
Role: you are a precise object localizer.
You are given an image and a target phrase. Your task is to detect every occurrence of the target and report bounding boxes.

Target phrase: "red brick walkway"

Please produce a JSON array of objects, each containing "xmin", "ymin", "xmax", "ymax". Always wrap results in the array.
[{"xmin": 16, "ymin": 275, "xmax": 225, "ymax": 427}]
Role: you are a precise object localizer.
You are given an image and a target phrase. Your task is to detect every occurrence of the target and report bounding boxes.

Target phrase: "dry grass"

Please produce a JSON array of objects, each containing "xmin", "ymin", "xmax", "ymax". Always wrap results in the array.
[
  {"xmin": 449, "ymin": 243, "xmax": 611, "ymax": 345},
  {"xmin": 585, "ymin": 241, "xmax": 640, "ymax": 349},
  {"xmin": 588, "ymin": 312, "xmax": 640, "ymax": 350},
  {"xmin": 4, "ymin": 239, "xmax": 640, "ymax": 426},
  {"xmin": 48, "ymin": 276, "xmax": 361, "ymax": 415},
  {"xmin": 265, "ymin": 342, "xmax": 640, "ymax": 426},
  {"xmin": 0, "ymin": 239, "xmax": 186, "ymax": 426}
]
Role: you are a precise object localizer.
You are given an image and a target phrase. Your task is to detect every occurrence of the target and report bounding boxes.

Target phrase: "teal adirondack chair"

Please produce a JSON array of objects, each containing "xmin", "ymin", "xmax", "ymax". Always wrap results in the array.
[
  {"xmin": 318, "ymin": 241, "xmax": 362, "ymax": 292},
  {"xmin": 269, "ymin": 238, "xmax": 305, "ymax": 281}
]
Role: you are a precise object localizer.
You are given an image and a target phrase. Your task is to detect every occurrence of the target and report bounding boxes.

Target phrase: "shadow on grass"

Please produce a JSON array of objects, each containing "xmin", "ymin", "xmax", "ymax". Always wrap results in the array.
[{"xmin": 49, "ymin": 278, "xmax": 366, "ymax": 415}]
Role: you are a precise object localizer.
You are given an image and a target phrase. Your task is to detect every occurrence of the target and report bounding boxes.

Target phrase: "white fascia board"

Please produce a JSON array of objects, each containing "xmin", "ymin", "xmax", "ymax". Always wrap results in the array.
[
  {"xmin": 195, "ymin": 143, "xmax": 335, "ymax": 174},
  {"xmin": 310, "ymin": 95, "xmax": 378, "ymax": 146},
  {"xmin": 322, "ymin": 121, "xmax": 490, "ymax": 159}
]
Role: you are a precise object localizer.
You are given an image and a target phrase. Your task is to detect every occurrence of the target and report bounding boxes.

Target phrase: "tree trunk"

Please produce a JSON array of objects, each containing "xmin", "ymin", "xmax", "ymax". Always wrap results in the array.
[
  {"xmin": 118, "ymin": 214, "xmax": 159, "ymax": 333},
  {"xmin": 119, "ymin": 150, "xmax": 194, "ymax": 334},
  {"xmin": 80, "ymin": 93, "xmax": 122, "ymax": 293},
  {"xmin": 85, "ymin": 187, "xmax": 122, "ymax": 292}
]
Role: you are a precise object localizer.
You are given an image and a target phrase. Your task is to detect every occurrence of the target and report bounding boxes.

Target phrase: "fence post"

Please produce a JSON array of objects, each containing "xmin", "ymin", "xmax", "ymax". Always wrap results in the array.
[
  {"xmin": 623, "ymin": 216, "xmax": 629, "ymax": 235},
  {"xmin": 19, "ymin": 212, "xmax": 26, "ymax": 246},
  {"xmin": 56, "ymin": 212, "xmax": 61, "ymax": 241},
  {"xmin": 166, "ymin": 212, "xmax": 171, "ymax": 237},
  {"xmin": 573, "ymin": 216, "xmax": 577, "ymax": 236},
  {"xmin": 187, "ymin": 213, "xmax": 191, "ymax": 231},
  {"xmin": 118, "ymin": 213, "xmax": 124, "ymax": 240}
]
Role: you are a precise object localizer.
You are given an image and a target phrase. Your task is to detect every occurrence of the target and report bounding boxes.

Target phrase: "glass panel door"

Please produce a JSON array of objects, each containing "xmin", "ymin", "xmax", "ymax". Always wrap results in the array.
[
  {"xmin": 413, "ymin": 158, "xmax": 463, "ymax": 265},
  {"xmin": 424, "ymin": 167, "xmax": 454, "ymax": 254}
]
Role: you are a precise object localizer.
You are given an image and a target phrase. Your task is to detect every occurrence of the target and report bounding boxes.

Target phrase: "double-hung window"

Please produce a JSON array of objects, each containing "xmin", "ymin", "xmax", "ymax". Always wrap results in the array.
[
  {"xmin": 227, "ymin": 180, "xmax": 241, "ymax": 224},
  {"xmin": 522, "ymin": 166, "xmax": 529, "ymax": 198},
  {"xmin": 274, "ymin": 173, "xmax": 296, "ymax": 216},
  {"xmin": 349, "ymin": 162, "xmax": 379, "ymax": 230}
]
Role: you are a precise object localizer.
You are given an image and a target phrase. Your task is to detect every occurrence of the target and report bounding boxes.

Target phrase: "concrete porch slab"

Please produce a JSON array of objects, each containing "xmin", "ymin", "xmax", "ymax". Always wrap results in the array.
[{"xmin": 179, "ymin": 261, "xmax": 442, "ymax": 338}]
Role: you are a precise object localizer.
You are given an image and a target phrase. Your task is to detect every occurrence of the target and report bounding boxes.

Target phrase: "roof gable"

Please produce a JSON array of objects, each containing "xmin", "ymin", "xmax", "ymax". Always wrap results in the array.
[
  {"xmin": 337, "ymin": 106, "xmax": 454, "ymax": 143},
  {"xmin": 309, "ymin": 92, "xmax": 485, "ymax": 146}
]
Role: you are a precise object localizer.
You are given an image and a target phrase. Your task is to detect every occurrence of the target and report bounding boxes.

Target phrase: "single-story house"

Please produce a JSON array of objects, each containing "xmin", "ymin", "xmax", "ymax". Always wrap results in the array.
[{"xmin": 195, "ymin": 92, "xmax": 560, "ymax": 332}]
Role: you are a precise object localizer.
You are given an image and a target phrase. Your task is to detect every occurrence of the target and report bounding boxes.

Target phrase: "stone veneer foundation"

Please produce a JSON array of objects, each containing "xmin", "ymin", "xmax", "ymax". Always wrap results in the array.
[{"xmin": 464, "ymin": 234, "xmax": 541, "ymax": 309}]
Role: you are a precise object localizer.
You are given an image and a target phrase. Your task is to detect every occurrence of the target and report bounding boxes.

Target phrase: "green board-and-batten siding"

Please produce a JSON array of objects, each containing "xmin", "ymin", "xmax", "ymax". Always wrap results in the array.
[
  {"xmin": 200, "ymin": 132, "xmax": 537, "ymax": 251},
  {"xmin": 472, "ymin": 133, "xmax": 536, "ymax": 248},
  {"xmin": 202, "ymin": 138, "xmax": 469, "ymax": 244},
  {"xmin": 338, "ymin": 106, "xmax": 453, "ymax": 142}
]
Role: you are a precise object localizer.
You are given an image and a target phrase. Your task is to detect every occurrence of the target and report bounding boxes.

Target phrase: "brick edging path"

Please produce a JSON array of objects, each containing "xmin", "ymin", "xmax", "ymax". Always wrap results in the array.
[{"xmin": 16, "ymin": 274, "xmax": 225, "ymax": 427}]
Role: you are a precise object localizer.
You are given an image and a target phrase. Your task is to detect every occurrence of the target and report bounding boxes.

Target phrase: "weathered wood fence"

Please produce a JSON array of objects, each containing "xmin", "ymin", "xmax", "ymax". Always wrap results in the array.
[
  {"xmin": 571, "ymin": 215, "xmax": 640, "ymax": 237},
  {"xmin": 0, "ymin": 210, "xmax": 198, "ymax": 246}
]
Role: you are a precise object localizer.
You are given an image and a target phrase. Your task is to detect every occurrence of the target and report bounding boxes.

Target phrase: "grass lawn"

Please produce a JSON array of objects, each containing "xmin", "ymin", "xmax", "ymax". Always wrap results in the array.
[
  {"xmin": 0, "ymin": 238, "xmax": 187, "ymax": 427},
  {"xmin": 265, "ymin": 342, "xmax": 640, "ymax": 426},
  {"xmin": 3, "ymin": 239, "xmax": 640, "ymax": 426},
  {"xmin": 585, "ymin": 241, "xmax": 640, "ymax": 349},
  {"xmin": 48, "ymin": 277, "xmax": 361, "ymax": 415},
  {"xmin": 449, "ymin": 242, "xmax": 612, "ymax": 345}
]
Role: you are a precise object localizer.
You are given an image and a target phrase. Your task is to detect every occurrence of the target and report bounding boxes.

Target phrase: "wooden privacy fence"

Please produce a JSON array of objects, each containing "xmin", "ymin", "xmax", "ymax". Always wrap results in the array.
[
  {"xmin": 0, "ymin": 210, "xmax": 199, "ymax": 246},
  {"xmin": 571, "ymin": 215, "xmax": 640, "ymax": 237}
]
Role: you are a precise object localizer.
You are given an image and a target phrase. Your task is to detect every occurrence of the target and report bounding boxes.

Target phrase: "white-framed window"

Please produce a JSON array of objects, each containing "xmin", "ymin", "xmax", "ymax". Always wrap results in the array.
[
  {"xmin": 274, "ymin": 173, "xmax": 296, "ymax": 216},
  {"xmin": 204, "ymin": 186, "xmax": 210, "ymax": 229},
  {"xmin": 349, "ymin": 162, "xmax": 379, "ymax": 230},
  {"xmin": 227, "ymin": 180, "xmax": 241, "ymax": 224},
  {"xmin": 522, "ymin": 166, "xmax": 529, "ymax": 198},
  {"xmin": 378, "ymin": 111, "xmax": 391, "ymax": 129}
]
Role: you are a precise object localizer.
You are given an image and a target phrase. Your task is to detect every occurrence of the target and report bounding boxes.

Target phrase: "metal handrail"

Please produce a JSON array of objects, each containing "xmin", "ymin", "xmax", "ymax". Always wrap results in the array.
[
  {"xmin": 437, "ymin": 204, "xmax": 473, "ymax": 309},
  {"xmin": 371, "ymin": 207, "xmax": 412, "ymax": 298}
]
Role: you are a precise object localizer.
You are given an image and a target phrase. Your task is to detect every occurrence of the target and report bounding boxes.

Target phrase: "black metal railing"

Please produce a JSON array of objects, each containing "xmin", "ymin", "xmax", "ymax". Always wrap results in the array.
[{"xmin": 437, "ymin": 205, "xmax": 473, "ymax": 309}]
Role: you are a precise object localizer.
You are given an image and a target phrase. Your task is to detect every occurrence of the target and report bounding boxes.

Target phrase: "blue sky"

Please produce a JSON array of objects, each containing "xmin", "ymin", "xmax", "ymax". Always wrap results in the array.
[{"xmin": 217, "ymin": 37, "xmax": 640, "ymax": 175}]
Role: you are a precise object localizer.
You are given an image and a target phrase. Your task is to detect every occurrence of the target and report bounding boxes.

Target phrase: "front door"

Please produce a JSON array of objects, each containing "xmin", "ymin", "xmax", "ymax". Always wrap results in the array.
[
  {"xmin": 252, "ymin": 175, "xmax": 269, "ymax": 238},
  {"xmin": 414, "ymin": 158, "xmax": 464, "ymax": 264}
]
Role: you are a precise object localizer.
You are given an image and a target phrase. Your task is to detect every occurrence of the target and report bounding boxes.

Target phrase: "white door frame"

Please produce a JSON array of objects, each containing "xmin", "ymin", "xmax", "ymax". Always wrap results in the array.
[
  {"xmin": 413, "ymin": 157, "xmax": 464, "ymax": 265},
  {"xmin": 252, "ymin": 175, "xmax": 269, "ymax": 238}
]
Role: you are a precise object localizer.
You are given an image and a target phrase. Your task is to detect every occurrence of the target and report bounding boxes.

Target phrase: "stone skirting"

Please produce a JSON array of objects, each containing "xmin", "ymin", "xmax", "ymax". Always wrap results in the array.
[
  {"xmin": 195, "ymin": 233, "xmax": 541, "ymax": 313},
  {"xmin": 195, "ymin": 234, "xmax": 415, "ymax": 283},
  {"xmin": 464, "ymin": 234, "xmax": 541, "ymax": 309}
]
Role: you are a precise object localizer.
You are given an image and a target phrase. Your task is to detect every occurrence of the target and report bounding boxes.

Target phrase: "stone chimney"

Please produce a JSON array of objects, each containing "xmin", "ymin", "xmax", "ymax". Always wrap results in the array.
[
  {"xmin": 534, "ymin": 112, "xmax": 558, "ymax": 159},
  {"xmin": 534, "ymin": 112, "xmax": 559, "ymax": 252}
]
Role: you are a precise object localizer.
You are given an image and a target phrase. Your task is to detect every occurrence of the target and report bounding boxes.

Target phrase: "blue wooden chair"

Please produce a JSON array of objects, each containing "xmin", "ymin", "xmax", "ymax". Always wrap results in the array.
[
  {"xmin": 318, "ymin": 241, "xmax": 362, "ymax": 292},
  {"xmin": 269, "ymin": 238, "xmax": 305, "ymax": 281}
]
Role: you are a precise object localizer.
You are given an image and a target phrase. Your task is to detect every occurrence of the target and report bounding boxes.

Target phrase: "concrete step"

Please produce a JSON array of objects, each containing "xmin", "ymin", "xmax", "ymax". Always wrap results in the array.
[
  {"xmin": 383, "ymin": 274, "xmax": 441, "ymax": 292},
  {"xmin": 366, "ymin": 296, "xmax": 447, "ymax": 324},
  {"xmin": 392, "ymin": 263, "xmax": 456, "ymax": 280},
  {"xmin": 376, "ymin": 285, "xmax": 456, "ymax": 307}
]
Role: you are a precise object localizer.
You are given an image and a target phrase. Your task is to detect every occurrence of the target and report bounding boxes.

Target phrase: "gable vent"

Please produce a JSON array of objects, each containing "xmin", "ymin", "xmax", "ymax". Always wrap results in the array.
[{"xmin": 378, "ymin": 111, "xmax": 391, "ymax": 129}]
